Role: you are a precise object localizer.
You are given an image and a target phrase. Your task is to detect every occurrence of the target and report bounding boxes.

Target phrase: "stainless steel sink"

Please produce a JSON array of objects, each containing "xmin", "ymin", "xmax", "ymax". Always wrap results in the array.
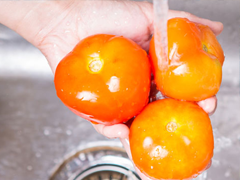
[{"xmin": 0, "ymin": 0, "xmax": 239, "ymax": 180}]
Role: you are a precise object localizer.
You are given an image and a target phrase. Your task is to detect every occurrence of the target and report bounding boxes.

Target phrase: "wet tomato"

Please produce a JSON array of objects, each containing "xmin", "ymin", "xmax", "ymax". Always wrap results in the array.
[
  {"xmin": 130, "ymin": 98, "xmax": 214, "ymax": 180},
  {"xmin": 149, "ymin": 18, "xmax": 224, "ymax": 101},
  {"xmin": 54, "ymin": 34, "xmax": 151, "ymax": 125}
]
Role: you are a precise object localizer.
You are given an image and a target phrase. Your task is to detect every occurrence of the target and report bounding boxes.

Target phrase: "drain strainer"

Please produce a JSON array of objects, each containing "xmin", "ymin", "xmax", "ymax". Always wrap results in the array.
[{"xmin": 50, "ymin": 141, "xmax": 140, "ymax": 180}]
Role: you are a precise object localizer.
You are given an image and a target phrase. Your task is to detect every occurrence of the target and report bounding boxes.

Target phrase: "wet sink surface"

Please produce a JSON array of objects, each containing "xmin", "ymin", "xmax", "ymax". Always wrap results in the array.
[{"xmin": 0, "ymin": 0, "xmax": 239, "ymax": 180}]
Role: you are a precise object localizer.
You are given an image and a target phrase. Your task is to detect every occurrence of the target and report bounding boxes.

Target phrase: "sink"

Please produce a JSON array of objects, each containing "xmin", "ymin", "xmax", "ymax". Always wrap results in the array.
[{"xmin": 0, "ymin": 0, "xmax": 239, "ymax": 180}]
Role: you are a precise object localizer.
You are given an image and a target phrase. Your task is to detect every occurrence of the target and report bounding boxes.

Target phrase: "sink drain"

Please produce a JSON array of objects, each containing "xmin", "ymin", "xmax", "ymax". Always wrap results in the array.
[
  {"xmin": 50, "ymin": 141, "xmax": 140, "ymax": 180},
  {"xmin": 75, "ymin": 164, "xmax": 138, "ymax": 180}
]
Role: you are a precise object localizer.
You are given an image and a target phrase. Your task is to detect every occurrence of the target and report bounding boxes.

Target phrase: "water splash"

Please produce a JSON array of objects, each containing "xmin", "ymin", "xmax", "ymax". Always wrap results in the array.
[
  {"xmin": 43, "ymin": 128, "xmax": 50, "ymax": 136},
  {"xmin": 66, "ymin": 129, "xmax": 72, "ymax": 136},
  {"xmin": 213, "ymin": 128, "xmax": 232, "ymax": 153},
  {"xmin": 27, "ymin": 165, "xmax": 33, "ymax": 171}
]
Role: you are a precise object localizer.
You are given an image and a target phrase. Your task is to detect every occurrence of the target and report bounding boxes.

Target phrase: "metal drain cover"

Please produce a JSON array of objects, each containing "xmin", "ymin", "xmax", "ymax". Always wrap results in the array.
[{"xmin": 50, "ymin": 141, "xmax": 140, "ymax": 180}]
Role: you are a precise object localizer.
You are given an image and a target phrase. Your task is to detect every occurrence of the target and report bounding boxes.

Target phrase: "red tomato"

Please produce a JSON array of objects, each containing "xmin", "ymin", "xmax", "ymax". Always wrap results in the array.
[
  {"xmin": 149, "ymin": 18, "xmax": 224, "ymax": 101},
  {"xmin": 54, "ymin": 34, "xmax": 151, "ymax": 125},
  {"xmin": 130, "ymin": 98, "xmax": 214, "ymax": 180}
]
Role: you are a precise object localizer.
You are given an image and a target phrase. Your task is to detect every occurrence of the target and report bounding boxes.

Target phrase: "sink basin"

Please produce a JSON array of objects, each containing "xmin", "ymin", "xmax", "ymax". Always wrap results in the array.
[{"xmin": 0, "ymin": 0, "xmax": 239, "ymax": 180}]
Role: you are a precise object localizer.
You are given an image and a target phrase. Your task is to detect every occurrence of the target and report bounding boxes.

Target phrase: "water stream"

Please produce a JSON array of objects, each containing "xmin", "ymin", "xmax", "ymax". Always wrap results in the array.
[
  {"xmin": 153, "ymin": 1, "xmax": 207, "ymax": 180},
  {"xmin": 153, "ymin": 0, "xmax": 169, "ymax": 70}
]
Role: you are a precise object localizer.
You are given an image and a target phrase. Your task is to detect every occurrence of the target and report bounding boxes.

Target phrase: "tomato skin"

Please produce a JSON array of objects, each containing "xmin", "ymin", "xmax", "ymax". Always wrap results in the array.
[
  {"xmin": 54, "ymin": 34, "xmax": 151, "ymax": 125},
  {"xmin": 149, "ymin": 18, "xmax": 224, "ymax": 101},
  {"xmin": 130, "ymin": 98, "xmax": 214, "ymax": 180}
]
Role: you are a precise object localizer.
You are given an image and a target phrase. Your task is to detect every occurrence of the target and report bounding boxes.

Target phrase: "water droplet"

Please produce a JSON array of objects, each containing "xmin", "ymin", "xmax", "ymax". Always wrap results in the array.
[
  {"xmin": 27, "ymin": 166, "xmax": 33, "ymax": 171},
  {"xmin": 66, "ymin": 130, "xmax": 72, "ymax": 136},
  {"xmin": 114, "ymin": 21, "xmax": 120, "ymax": 26},
  {"xmin": 126, "ymin": 88, "xmax": 128, "ymax": 91},
  {"xmin": 114, "ymin": 12, "xmax": 117, "ymax": 15},
  {"xmin": 212, "ymin": 159, "xmax": 220, "ymax": 167},
  {"xmin": 79, "ymin": 153, "xmax": 86, "ymax": 161},
  {"xmin": 151, "ymin": 166, "xmax": 153, "ymax": 169},
  {"xmin": 224, "ymin": 170, "xmax": 231, "ymax": 177},
  {"xmin": 124, "ymin": 21, "xmax": 128, "ymax": 24},
  {"xmin": 107, "ymin": 76, "xmax": 120, "ymax": 92},
  {"xmin": 61, "ymin": 89, "xmax": 63, "ymax": 92},
  {"xmin": 150, "ymin": 146, "xmax": 169, "ymax": 159},
  {"xmin": 66, "ymin": 22, "xmax": 70, "ymax": 26},
  {"xmin": 93, "ymin": 11, "xmax": 96, "ymax": 14},
  {"xmin": 143, "ymin": 137, "xmax": 153, "ymax": 148},
  {"xmin": 214, "ymin": 135, "xmax": 232, "ymax": 153},
  {"xmin": 65, "ymin": 30, "xmax": 71, "ymax": 33},
  {"xmin": 43, "ymin": 129, "xmax": 50, "ymax": 136},
  {"xmin": 35, "ymin": 153, "xmax": 41, "ymax": 158},
  {"xmin": 76, "ymin": 91, "xmax": 98, "ymax": 102},
  {"xmin": 53, "ymin": 44, "xmax": 57, "ymax": 48},
  {"xmin": 87, "ymin": 153, "xmax": 94, "ymax": 161}
]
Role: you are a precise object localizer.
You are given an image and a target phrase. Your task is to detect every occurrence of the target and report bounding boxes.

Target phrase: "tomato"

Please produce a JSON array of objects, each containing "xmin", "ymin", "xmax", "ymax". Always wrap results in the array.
[
  {"xmin": 149, "ymin": 18, "xmax": 224, "ymax": 101},
  {"xmin": 54, "ymin": 34, "xmax": 151, "ymax": 125},
  {"xmin": 130, "ymin": 98, "xmax": 214, "ymax": 180}
]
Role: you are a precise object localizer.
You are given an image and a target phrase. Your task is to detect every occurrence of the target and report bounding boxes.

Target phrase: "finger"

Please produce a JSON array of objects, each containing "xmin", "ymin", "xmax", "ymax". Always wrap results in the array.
[
  {"xmin": 168, "ymin": 10, "xmax": 223, "ymax": 35},
  {"xmin": 197, "ymin": 96, "xmax": 217, "ymax": 115},
  {"xmin": 92, "ymin": 123, "xmax": 129, "ymax": 139}
]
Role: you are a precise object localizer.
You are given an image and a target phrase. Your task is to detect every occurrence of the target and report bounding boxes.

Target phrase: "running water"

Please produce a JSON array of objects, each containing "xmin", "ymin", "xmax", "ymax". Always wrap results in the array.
[
  {"xmin": 153, "ymin": 1, "xmax": 209, "ymax": 180},
  {"xmin": 153, "ymin": 0, "xmax": 168, "ymax": 70}
]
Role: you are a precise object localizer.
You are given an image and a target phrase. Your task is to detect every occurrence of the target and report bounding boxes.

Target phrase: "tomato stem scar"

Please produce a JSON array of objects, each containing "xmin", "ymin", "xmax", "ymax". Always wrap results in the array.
[
  {"xmin": 203, "ymin": 44, "xmax": 208, "ymax": 53},
  {"xmin": 88, "ymin": 58, "xmax": 103, "ymax": 73},
  {"xmin": 166, "ymin": 121, "xmax": 177, "ymax": 132}
]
